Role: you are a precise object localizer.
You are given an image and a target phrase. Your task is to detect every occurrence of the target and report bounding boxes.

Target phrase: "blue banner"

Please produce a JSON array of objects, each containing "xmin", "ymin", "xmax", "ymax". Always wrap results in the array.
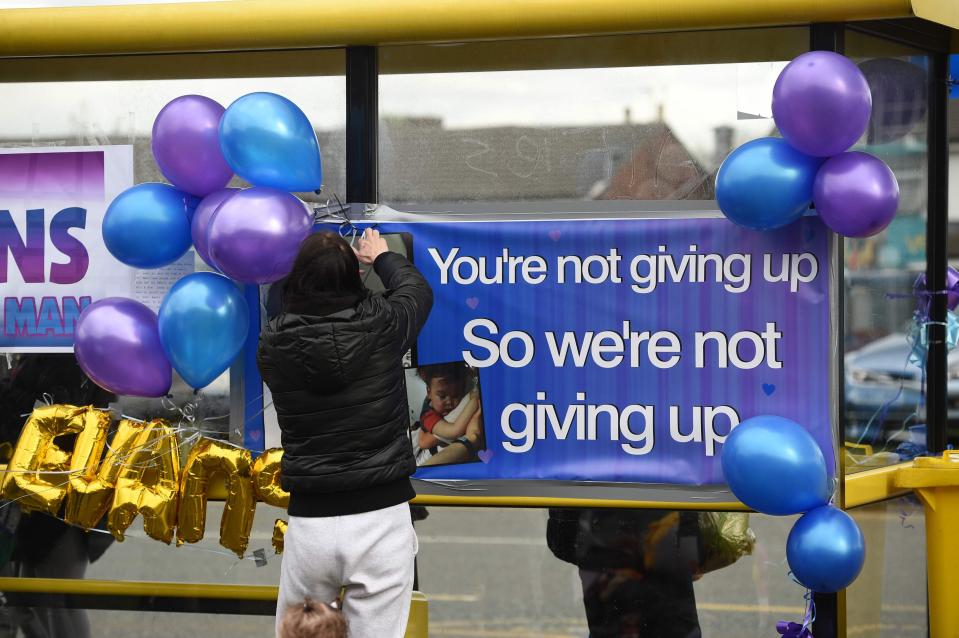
[{"xmin": 330, "ymin": 215, "xmax": 833, "ymax": 486}]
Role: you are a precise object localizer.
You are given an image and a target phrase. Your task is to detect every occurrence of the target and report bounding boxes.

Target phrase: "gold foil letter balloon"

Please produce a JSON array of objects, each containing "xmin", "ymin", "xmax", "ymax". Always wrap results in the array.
[
  {"xmin": 108, "ymin": 420, "xmax": 181, "ymax": 544},
  {"xmin": 252, "ymin": 448, "xmax": 289, "ymax": 508},
  {"xmin": 272, "ymin": 519, "xmax": 288, "ymax": 554},
  {"xmin": 177, "ymin": 439, "xmax": 255, "ymax": 558},
  {"xmin": 64, "ymin": 412, "xmax": 141, "ymax": 529},
  {"xmin": 1, "ymin": 405, "xmax": 102, "ymax": 515},
  {"xmin": 253, "ymin": 449, "xmax": 289, "ymax": 555}
]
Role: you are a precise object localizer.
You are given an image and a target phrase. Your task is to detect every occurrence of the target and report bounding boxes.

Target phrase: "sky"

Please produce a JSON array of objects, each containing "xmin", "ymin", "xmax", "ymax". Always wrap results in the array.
[{"xmin": 0, "ymin": 62, "xmax": 786, "ymax": 166}]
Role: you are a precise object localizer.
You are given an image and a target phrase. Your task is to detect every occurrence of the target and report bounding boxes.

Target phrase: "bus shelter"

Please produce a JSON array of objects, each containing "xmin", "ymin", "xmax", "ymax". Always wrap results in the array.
[{"xmin": 0, "ymin": 1, "xmax": 958, "ymax": 637}]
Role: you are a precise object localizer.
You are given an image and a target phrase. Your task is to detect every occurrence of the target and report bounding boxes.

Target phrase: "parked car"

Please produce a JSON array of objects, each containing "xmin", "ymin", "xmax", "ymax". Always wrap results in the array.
[{"xmin": 845, "ymin": 331, "xmax": 959, "ymax": 451}]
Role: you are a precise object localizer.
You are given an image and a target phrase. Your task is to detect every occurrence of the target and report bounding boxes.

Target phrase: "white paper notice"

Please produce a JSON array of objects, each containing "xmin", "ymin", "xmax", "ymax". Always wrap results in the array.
[{"xmin": 132, "ymin": 252, "xmax": 195, "ymax": 313}]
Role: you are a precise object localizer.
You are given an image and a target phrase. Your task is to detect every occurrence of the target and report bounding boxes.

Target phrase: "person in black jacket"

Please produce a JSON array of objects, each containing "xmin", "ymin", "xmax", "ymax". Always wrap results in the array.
[
  {"xmin": 546, "ymin": 508, "xmax": 703, "ymax": 638},
  {"xmin": 258, "ymin": 228, "xmax": 433, "ymax": 638}
]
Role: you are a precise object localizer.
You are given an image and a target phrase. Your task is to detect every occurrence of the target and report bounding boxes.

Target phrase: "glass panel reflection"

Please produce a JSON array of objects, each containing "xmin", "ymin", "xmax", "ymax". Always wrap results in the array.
[
  {"xmin": 379, "ymin": 30, "xmax": 807, "ymax": 208},
  {"xmin": 0, "ymin": 53, "xmax": 346, "ymax": 607},
  {"xmin": 413, "ymin": 506, "xmax": 809, "ymax": 638},
  {"xmin": 846, "ymin": 496, "xmax": 927, "ymax": 637},
  {"xmin": 842, "ymin": 32, "xmax": 932, "ymax": 472}
]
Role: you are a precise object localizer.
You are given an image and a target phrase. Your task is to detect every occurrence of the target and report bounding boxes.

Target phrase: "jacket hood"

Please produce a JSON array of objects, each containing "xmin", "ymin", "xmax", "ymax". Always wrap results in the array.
[{"xmin": 260, "ymin": 305, "xmax": 378, "ymax": 392}]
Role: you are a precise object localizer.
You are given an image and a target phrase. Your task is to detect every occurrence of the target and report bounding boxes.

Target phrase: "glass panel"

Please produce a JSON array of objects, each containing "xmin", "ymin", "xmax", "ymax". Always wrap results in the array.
[
  {"xmin": 0, "ymin": 609, "xmax": 273, "ymax": 637},
  {"xmin": 413, "ymin": 506, "xmax": 806, "ymax": 637},
  {"xmin": 846, "ymin": 495, "xmax": 927, "ymax": 637},
  {"xmin": 842, "ymin": 32, "xmax": 932, "ymax": 471},
  {"xmin": 379, "ymin": 28, "xmax": 806, "ymax": 208},
  {"xmin": 949, "ymin": 60, "xmax": 958, "ymax": 446},
  {"xmin": 0, "ymin": 59, "xmax": 346, "ymax": 429},
  {"xmin": 378, "ymin": 29, "xmax": 822, "ymax": 638},
  {"xmin": 0, "ymin": 50, "xmax": 345, "ymax": 591},
  {"xmin": 0, "ymin": 502, "xmax": 286, "ymax": 581}
]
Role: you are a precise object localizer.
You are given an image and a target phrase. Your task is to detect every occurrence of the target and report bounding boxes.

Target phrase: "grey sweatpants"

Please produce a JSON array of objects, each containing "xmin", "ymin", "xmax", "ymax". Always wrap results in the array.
[{"xmin": 276, "ymin": 503, "xmax": 417, "ymax": 638}]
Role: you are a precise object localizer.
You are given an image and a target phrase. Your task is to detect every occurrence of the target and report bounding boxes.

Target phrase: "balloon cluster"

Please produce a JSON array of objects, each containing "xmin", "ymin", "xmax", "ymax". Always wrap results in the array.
[
  {"xmin": 721, "ymin": 416, "xmax": 865, "ymax": 594},
  {"xmin": 717, "ymin": 52, "xmax": 900, "ymax": 238},
  {"xmin": 77, "ymin": 93, "xmax": 322, "ymax": 397}
]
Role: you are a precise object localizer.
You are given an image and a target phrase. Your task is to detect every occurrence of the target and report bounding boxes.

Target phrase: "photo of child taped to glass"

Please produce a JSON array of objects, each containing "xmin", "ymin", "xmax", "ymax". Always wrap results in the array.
[{"xmin": 406, "ymin": 362, "xmax": 485, "ymax": 466}]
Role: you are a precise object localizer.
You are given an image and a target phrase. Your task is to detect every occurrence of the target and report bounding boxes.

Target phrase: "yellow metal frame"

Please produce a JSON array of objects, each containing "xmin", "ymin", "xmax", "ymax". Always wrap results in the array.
[
  {"xmin": 842, "ymin": 461, "xmax": 915, "ymax": 509},
  {"xmin": 0, "ymin": 577, "xmax": 277, "ymax": 600},
  {"xmin": 412, "ymin": 494, "xmax": 749, "ymax": 510},
  {"xmin": 0, "ymin": 578, "xmax": 429, "ymax": 637},
  {"xmin": 0, "ymin": 49, "xmax": 344, "ymax": 83},
  {"xmin": 0, "ymin": 0, "xmax": 957, "ymax": 58},
  {"xmin": 0, "ymin": 27, "xmax": 808, "ymax": 83}
]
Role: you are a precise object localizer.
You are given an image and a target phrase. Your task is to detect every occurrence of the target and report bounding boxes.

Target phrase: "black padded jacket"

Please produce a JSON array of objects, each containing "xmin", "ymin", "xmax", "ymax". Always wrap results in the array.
[{"xmin": 257, "ymin": 252, "xmax": 433, "ymax": 517}]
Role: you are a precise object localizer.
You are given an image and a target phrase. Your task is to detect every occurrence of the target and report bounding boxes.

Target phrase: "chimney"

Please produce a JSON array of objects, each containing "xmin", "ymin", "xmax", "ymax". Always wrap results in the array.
[
  {"xmin": 656, "ymin": 103, "xmax": 664, "ymax": 123},
  {"xmin": 713, "ymin": 125, "xmax": 734, "ymax": 166},
  {"xmin": 624, "ymin": 106, "xmax": 632, "ymax": 125}
]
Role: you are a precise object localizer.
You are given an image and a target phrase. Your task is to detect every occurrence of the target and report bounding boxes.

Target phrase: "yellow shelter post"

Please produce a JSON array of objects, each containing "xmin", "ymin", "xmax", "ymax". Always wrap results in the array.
[{"xmin": 896, "ymin": 453, "xmax": 959, "ymax": 638}]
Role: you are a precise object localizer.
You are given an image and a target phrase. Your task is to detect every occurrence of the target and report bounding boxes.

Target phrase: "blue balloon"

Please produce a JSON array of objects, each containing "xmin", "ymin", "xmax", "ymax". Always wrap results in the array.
[
  {"xmin": 158, "ymin": 272, "xmax": 250, "ymax": 389},
  {"xmin": 721, "ymin": 415, "xmax": 830, "ymax": 515},
  {"xmin": 219, "ymin": 92, "xmax": 322, "ymax": 192},
  {"xmin": 716, "ymin": 138, "xmax": 823, "ymax": 230},
  {"xmin": 103, "ymin": 183, "xmax": 197, "ymax": 268},
  {"xmin": 787, "ymin": 505, "xmax": 865, "ymax": 593}
]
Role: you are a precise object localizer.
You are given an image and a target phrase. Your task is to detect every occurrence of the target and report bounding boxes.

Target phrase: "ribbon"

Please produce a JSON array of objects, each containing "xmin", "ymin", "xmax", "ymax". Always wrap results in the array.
[
  {"xmin": 776, "ymin": 621, "xmax": 812, "ymax": 638},
  {"xmin": 777, "ymin": 589, "xmax": 815, "ymax": 638},
  {"xmin": 907, "ymin": 310, "xmax": 959, "ymax": 367}
]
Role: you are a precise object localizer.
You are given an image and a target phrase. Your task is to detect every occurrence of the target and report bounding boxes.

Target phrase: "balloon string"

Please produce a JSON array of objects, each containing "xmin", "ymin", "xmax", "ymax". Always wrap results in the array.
[
  {"xmin": 414, "ymin": 478, "xmax": 488, "ymax": 492},
  {"xmin": 0, "ymin": 452, "xmax": 271, "ymax": 564},
  {"xmin": 1, "ymin": 428, "xmax": 199, "ymax": 482},
  {"xmin": 886, "ymin": 288, "xmax": 954, "ymax": 300},
  {"xmin": 62, "ymin": 518, "xmax": 266, "ymax": 566}
]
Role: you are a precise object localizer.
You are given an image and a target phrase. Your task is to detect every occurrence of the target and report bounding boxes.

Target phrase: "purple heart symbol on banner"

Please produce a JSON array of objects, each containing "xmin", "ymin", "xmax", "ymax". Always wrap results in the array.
[
  {"xmin": 466, "ymin": 297, "xmax": 480, "ymax": 310},
  {"xmin": 478, "ymin": 449, "xmax": 494, "ymax": 463}
]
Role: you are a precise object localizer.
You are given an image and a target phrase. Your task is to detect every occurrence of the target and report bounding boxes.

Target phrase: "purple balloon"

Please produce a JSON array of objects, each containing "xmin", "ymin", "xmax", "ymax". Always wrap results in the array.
[
  {"xmin": 207, "ymin": 188, "xmax": 313, "ymax": 284},
  {"xmin": 152, "ymin": 95, "xmax": 234, "ymax": 197},
  {"xmin": 192, "ymin": 187, "xmax": 239, "ymax": 269},
  {"xmin": 813, "ymin": 152, "xmax": 899, "ymax": 238},
  {"xmin": 773, "ymin": 51, "xmax": 873, "ymax": 157},
  {"xmin": 75, "ymin": 298, "xmax": 172, "ymax": 398}
]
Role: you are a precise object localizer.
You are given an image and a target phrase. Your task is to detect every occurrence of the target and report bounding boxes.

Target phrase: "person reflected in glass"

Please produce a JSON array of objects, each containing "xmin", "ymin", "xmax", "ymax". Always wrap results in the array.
[
  {"xmin": 547, "ymin": 508, "xmax": 702, "ymax": 638},
  {"xmin": 0, "ymin": 354, "xmax": 115, "ymax": 638}
]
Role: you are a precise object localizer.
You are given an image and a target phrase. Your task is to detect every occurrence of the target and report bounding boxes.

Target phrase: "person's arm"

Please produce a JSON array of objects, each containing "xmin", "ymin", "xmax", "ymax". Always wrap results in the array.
[
  {"xmin": 422, "ymin": 407, "xmax": 483, "ymax": 466},
  {"xmin": 355, "ymin": 229, "xmax": 433, "ymax": 353},
  {"xmin": 467, "ymin": 403, "xmax": 484, "ymax": 449},
  {"xmin": 430, "ymin": 393, "xmax": 479, "ymax": 440},
  {"xmin": 421, "ymin": 439, "xmax": 471, "ymax": 465}
]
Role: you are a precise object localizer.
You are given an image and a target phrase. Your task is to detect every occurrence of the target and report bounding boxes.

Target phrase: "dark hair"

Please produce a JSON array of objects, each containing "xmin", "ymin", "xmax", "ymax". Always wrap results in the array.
[
  {"xmin": 417, "ymin": 363, "xmax": 470, "ymax": 390},
  {"xmin": 283, "ymin": 232, "xmax": 363, "ymax": 307}
]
